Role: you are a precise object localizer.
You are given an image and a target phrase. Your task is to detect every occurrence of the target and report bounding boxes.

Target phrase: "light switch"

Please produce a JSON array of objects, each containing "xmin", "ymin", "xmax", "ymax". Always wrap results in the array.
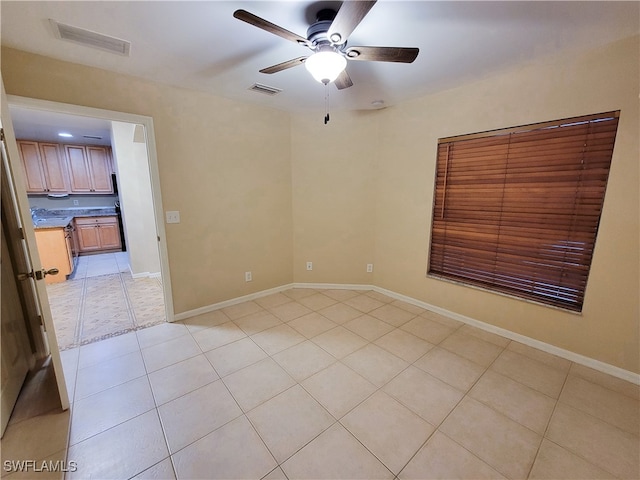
[{"xmin": 166, "ymin": 211, "xmax": 180, "ymax": 224}]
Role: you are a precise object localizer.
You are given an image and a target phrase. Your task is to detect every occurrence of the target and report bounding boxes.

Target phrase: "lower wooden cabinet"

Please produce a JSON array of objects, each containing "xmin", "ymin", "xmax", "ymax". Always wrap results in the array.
[
  {"xmin": 75, "ymin": 216, "xmax": 122, "ymax": 253},
  {"xmin": 34, "ymin": 228, "xmax": 73, "ymax": 284}
]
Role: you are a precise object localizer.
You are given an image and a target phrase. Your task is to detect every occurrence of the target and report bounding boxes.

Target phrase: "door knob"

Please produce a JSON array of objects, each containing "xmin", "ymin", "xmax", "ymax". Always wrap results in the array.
[
  {"xmin": 17, "ymin": 268, "xmax": 59, "ymax": 281},
  {"xmin": 43, "ymin": 268, "xmax": 60, "ymax": 277}
]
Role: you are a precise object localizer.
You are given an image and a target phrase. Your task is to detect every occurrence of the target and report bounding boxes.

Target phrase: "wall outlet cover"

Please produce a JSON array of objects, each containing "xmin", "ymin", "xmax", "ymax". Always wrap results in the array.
[
  {"xmin": 166, "ymin": 211, "xmax": 180, "ymax": 224},
  {"xmin": 306, "ymin": 262, "xmax": 313, "ymax": 271}
]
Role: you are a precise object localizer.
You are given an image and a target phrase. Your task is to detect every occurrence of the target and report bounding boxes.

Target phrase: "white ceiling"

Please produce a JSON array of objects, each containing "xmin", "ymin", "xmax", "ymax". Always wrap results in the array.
[
  {"xmin": 1, "ymin": 1, "xmax": 638, "ymax": 119},
  {"xmin": 9, "ymin": 107, "xmax": 113, "ymax": 145}
]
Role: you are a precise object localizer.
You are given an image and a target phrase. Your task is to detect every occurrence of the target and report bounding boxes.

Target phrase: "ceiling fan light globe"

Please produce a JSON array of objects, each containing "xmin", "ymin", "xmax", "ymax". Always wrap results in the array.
[{"xmin": 305, "ymin": 51, "xmax": 347, "ymax": 84}]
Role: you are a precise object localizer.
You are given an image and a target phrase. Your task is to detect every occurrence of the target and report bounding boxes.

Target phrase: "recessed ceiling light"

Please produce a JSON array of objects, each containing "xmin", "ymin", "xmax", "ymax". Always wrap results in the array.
[{"xmin": 58, "ymin": 132, "xmax": 73, "ymax": 138}]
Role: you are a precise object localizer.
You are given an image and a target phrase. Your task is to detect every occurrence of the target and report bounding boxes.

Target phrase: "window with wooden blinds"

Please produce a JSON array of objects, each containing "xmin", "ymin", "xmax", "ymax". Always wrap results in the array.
[{"xmin": 428, "ymin": 111, "xmax": 619, "ymax": 312}]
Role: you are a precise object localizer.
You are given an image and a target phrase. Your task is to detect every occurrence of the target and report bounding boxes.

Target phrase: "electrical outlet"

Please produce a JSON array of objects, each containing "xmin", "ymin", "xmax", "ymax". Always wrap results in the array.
[
  {"xmin": 166, "ymin": 211, "xmax": 180, "ymax": 224},
  {"xmin": 367, "ymin": 264, "xmax": 374, "ymax": 273},
  {"xmin": 306, "ymin": 262, "xmax": 313, "ymax": 271},
  {"xmin": 73, "ymin": 199, "xmax": 79, "ymax": 206},
  {"xmin": 245, "ymin": 271, "xmax": 252, "ymax": 282}
]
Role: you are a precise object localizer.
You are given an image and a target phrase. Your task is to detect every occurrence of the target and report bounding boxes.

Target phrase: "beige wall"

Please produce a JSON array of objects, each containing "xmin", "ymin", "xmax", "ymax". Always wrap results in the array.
[
  {"xmin": 1, "ymin": 47, "xmax": 293, "ymax": 314},
  {"xmin": 289, "ymin": 36, "xmax": 639, "ymax": 373},
  {"xmin": 2, "ymin": 35, "xmax": 638, "ymax": 373},
  {"xmin": 371, "ymin": 35, "xmax": 639, "ymax": 373},
  {"xmin": 290, "ymin": 111, "xmax": 378, "ymax": 284}
]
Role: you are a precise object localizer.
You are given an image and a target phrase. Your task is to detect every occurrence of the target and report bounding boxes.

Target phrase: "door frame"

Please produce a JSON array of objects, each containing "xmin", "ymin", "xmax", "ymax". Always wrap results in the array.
[{"xmin": 5, "ymin": 95, "xmax": 175, "ymax": 322}]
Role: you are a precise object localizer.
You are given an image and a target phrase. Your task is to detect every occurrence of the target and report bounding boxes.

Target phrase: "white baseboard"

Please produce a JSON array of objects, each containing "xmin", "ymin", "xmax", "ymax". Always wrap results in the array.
[
  {"xmin": 130, "ymin": 271, "xmax": 161, "ymax": 279},
  {"xmin": 173, "ymin": 281, "xmax": 640, "ymax": 385},
  {"xmin": 371, "ymin": 286, "xmax": 640, "ymax": 386},
  {"xmin": 173, "ymin": 284, "xmax": 295, "ymax": 321}
]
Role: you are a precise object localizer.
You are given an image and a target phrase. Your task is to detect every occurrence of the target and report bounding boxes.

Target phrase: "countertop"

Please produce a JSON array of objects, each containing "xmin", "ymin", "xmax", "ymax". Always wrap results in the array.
[{"xmin": 32, "ymin": 207, "xmax": 117, "ymax": 230}]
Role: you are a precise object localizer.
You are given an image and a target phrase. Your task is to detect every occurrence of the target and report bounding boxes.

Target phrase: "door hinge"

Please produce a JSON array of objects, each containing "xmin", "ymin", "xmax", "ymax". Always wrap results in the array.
[
  {"xmin": 0, "ymin": 128, "xmax": 5, "ymax": 142},
  {"xmin": 18, "ymin": 227, "xmax": 25, "ymax": 240},
  {"xmin": 37, "ymin": 314, "xmax": 44, "ymax": 327}
]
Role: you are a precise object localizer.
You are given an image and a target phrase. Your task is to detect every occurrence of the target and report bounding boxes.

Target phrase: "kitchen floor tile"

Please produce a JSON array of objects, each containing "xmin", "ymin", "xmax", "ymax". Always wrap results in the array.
[
  {"xmin": 341, "ymin": 390, "xmax": 434, "ymax": 474},
  {"xmin": 148, "ymin": 355, "xmax": 219, "ymax": 406},
  {"xmin": 400, "ymin": 431, "xmax": 506, "ymax": 479},
  {"xmin": 222, "ymin": 358, "xmax": 295, "ymax": 412},
  {"xmin": 311, "ymin": 326, "xmax": 368, "ymax": 358},
  {"xmin": 69, "ymin": 376, "xmax": 155, "ymax": 445},
  {"xmin": 268, "ymin": 302, "xmax": 313, "ymax": 322},
  {"xmin": 191, "ymin": 321, "xmax": 247, "ymax": 352},
  {"xmin": 301, "ymin": 362, "xmax": 377, "ymax": 419},
  {"xmin": 318, "ymin": 303, "xmax": 366, "ymax": 324},
  {"xmin": 281, "ymin": 423, "xmax": 393, "ymax": 480},
  {"xmin": 383, "ymin": 366, "xmax": 464, "ymax": 426},
  {"xmin": 374, "ymin": 328, "xmax": 434, "ymax": 363},
  {"xmin": 343, "ymin": 294, "xmax": 386, "ymax": 313},
  {"xmin": 401, "ymin": 316, "xmax": 456, "ymax": 344},
  {"xmin": 247, "ymin": 385, "xmax": 334, "ymax": 463},
  {"xmin": 414, "ymin": 346, "xmax": 485, "ymax": 392},
  {"xmin": 546, "ymin": 403, "xmax": 640, "ymax": 479},
  {"xmin": 559, "ymin": 375, "xmax": 640, "ymax": 435},
  {"xmin": 272, "ymin": 340, "xmax": 336, "ymax": 382},
  {"xmin": 74, "ymin": 350, "xmax": 146, "ymax": 400},
  {"xmin": 529, "ymin": 439, "xmax": 615, "ymax": 479},
  {"xmin": 158, "ymin": 380, "xmax": 242, "ymax": 453},
  {"xmin": 287, "ymin": 312, "xmax": 338, "ymax": 338},
  {"xmin": 440, "ymin": 397, "xmax": 542, "ymax": 479},
  {"xmin": 221, "ymin": 301, "xmax": 264, "ymax": 320},
  {"xmin": 233, "ymin": 310, "xmax": 282, "ymax": 336},
  {"xmin": 171, "ymin": 415, "xmax": 276, "ymax": 480},
  {"xmin": 368, "ymin": 304, "xmax": 416, "ymax": 327},
  {"xmin": 179, "ymin": 310, "xmax": 230, "ymax": 333},
  {"xmin": 342, "ymin": 343, "xmax": 408, "ymax": 387},
  {"xmin": 491, "ymin": 349, "xmax": 568, "ymax": 398},
  {"xmin": 67, "ymin": 410, "xmax": 168, "ymax": 480},
  {"xmin": 343, "ymin": 314, "xmax": 395, "ymax": 341},
  {"xmin": 297, "ymin": 292, "xmax": 338, "ymax": 311},
  {"xmin": 439, "ymin": 331, "xmax": 504, "ymax": 367},
  {"xmin": 141, "ymin": 333, "xmax": 201, "ymax": 372},
  {"xmin": 204, "ymin": 337, "xmax": 268, "ymax": 377},
  {"xmin": 469, "ymin": 370, "xmax": 556, "ymax": 434},
  {"xmin": 250, "ymin": 323, "xmax": 306, "ymax": 356}
]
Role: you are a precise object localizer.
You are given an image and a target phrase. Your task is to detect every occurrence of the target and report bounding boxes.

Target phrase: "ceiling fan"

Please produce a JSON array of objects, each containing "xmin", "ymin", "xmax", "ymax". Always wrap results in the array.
[{"xmin": 233, "ymin": 1, "xmax": 419, "ymax": 89}]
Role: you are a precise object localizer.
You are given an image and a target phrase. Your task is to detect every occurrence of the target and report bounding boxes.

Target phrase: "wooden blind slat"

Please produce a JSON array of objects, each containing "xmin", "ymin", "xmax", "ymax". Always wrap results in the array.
[{"xmin": 429, "ymin": 111, "xmax": 619, "ymax": 311}]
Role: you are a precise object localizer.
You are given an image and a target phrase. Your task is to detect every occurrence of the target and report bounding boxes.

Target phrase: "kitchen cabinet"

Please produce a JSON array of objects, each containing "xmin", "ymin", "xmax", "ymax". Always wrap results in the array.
[
  {"xmin": 75, "ymin": 216, "xmax": 121, "ymax": 253},
  {"xmin": 65, "ymin": 145, "xmax": 113, "ymax": 194},
  {"xmin": 34, "ymin": 227, "xmax": 73, "ymax": 284},
  {"xmin": 17, "ymin": 141, "xmax": 69, "ymax": 194}
]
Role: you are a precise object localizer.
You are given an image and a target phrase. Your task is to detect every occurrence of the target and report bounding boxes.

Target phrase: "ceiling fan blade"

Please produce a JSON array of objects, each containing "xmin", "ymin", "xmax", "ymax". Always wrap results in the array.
[
  {"xmin": 345, "ymin": 46, "xmax": 419, "ymax": 63},
  {"xmin": 233, "ymin": 9, "xmax": 310, "ymax": 47},
  {"xmin": 327, "ymin": 0, "xmax": 377, "ymax": 45},
  {"xmin": 259, "ymin": 56, "xmax": 308, "ymax": 74},
  {"xmin": 334, "ymin": 70, "xmax": 353, "ymax": 90}
]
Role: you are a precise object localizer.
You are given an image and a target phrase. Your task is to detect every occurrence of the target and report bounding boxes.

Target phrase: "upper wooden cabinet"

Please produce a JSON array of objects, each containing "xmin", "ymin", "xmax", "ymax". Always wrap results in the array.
[
  {"xmin": 17, "ymin": 141, "xmax": 113, "ymax": 195},
  {"xmin": 65, "ymin": 145, "xmax": 113, "ymax": 194},
  {"xmin": 17, "ymin": 141, "xmax": 69, "ymax": 194}
]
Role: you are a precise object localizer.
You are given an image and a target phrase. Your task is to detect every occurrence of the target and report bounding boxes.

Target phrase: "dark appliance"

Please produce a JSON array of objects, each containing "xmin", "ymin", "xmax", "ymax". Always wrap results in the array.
[{"xmin": 114, "ymin": 200, "xmax": 127, "ymax": 252}]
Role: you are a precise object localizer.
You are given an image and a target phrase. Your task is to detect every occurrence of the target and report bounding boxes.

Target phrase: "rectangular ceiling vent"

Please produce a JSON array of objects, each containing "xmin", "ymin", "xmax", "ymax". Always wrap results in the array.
[
  {"xmin": 248, "ymin": 83, "xmax": 282, "ymax": 96},
  {"xmin": 82, "ymin": 135, "xmax": 103, "ymax": 140},
  {"xmin": 50, "ymin": 19, "xmax": 131, "ymax": 56}
]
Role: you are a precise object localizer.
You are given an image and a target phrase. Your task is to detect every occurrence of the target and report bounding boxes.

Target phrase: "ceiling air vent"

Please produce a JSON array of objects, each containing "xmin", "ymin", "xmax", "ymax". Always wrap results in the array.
[
  {"xmin": 82, "ymin": 135, "xmax": 103, "ymax": 140},
  {"xmin": 248, "ymin": 83, "xmax": 282, "ymax": 96},
  {"xmin": 50, "ymin": 19, "xmax": 131, "ymax": 56}
]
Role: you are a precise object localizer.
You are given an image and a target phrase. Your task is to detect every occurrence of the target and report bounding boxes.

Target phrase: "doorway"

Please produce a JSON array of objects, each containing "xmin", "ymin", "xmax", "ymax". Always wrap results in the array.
[{"xmin": 6, "ymin": 96, "xmax": 174, "ymax": 352}]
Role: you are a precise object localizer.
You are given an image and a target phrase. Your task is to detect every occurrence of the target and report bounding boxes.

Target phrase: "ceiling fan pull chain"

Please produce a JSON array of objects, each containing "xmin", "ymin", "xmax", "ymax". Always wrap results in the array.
[{"xmin": 324, "ymin": 83, "xmax": 330, "ymax": 124}]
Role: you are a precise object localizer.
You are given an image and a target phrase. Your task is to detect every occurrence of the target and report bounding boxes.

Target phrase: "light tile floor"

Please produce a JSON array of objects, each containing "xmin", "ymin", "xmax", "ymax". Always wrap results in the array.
[
  {"xmin": 47, "ymin": 252, "xmax": 166, "ymax": 350},
  {"xmin": 6, "ymin": 288, "xmax": 639, "ymax": 479}
]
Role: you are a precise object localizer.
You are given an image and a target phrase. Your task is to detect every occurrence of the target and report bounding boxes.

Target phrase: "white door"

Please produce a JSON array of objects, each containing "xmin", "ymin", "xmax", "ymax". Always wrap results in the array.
[{"xmin": 0, "ymin": 78, "xmax": 69, "ymax": 419}]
